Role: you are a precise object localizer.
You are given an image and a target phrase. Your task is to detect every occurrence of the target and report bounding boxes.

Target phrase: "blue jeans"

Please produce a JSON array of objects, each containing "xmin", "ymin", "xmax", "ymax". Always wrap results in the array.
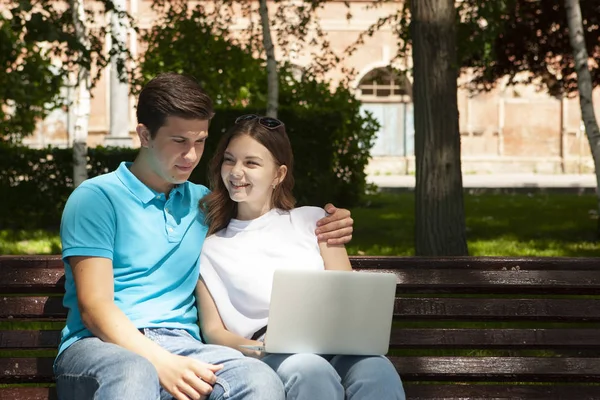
[
  {"xmin": 261, "ymin": 353, "xmax": 405, "ymax": 400},
  {"xmin": 54, "ymin": 328, "xmax": 285, "ymax": 400}
]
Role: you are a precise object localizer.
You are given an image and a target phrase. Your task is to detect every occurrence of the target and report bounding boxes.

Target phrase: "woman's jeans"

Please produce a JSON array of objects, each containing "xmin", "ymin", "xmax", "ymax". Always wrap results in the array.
[
  {"xmin": 54, "ymin": 328, "xmax": 285, "ymax": 400},
  {"xmin": 261, "ymin": 352, "xmax": 406, "ymax": 400}
]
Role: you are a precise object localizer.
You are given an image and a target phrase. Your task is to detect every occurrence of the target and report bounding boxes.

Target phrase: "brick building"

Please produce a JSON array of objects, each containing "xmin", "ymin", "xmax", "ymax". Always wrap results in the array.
[{"xmin": 24, "ymin": 0, "xmax": 597, "ymax": 174}]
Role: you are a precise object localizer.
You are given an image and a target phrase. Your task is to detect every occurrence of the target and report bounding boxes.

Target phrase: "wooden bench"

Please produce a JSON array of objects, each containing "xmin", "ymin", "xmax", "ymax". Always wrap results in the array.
[{"xmin": 1, "ymin": 255, "xmax": 600, "ymax": 399}]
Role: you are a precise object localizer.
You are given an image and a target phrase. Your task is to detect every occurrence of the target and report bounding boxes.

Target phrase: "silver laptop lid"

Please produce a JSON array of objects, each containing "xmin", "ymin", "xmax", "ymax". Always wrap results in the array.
[{"xmin": 264, "ymin": 269, "xmax": 397, "ymax": 355}]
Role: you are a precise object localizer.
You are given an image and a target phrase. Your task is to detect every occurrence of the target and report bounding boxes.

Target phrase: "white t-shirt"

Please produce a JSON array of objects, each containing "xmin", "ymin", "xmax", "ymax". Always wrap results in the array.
[{"xmin": 199, "ymin": 206, "xmax": 326, "ymax": 339}]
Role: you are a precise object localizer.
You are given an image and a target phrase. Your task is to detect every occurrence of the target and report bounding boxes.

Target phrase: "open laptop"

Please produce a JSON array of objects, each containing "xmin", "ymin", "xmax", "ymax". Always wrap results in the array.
[{"xmin": 240, "ymin": 269, "xmax": 397, "ymax": 355}]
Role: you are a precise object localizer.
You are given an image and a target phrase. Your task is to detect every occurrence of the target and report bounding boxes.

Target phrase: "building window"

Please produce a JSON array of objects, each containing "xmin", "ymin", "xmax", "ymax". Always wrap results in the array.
[{"xmin": 358, "ymin": 68, "xmax": 412, "ymax": 103}]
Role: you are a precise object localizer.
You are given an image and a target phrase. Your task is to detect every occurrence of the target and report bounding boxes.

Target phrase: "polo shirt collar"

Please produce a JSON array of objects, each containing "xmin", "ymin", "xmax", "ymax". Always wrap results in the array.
[{"xmin": 115, "ymin": 162, "xmax": 187, "ymax": 204}]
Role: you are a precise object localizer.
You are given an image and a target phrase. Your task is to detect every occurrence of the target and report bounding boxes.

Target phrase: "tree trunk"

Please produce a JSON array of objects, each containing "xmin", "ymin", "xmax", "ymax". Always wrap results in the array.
[
  {"xmin": 564, "ymin": 0, "xmax": 600, "ymax": 234},
  {"xmin": 258, "ymin": 0, "xmax": 278, "ymax": 118},
  {"xmin": 411, "ymin": 0, "xmax": 468, "ymax": 255},
  {"xmin": 106, "ymin": 0, "xmax": 132, "ymax": 148},
  {"xmin": 70, "ymin": 0, "xmax": 90, "ymax": 187}
]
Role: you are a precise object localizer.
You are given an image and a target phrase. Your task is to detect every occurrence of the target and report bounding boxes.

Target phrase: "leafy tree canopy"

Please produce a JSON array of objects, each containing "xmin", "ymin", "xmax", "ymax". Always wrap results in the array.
[
  {"xmin": 136, "ymin": 0, "xmax": 361, "ymax": 113},
  {"xmin": 134, "ymin": 1, "xmax": 267, "ymax": 106},
  {"xmin": 0, "ymin": 13, "xmax": 62, "ymax": 141},
  {"xmin": 352, "ymin": 0, "xmax": 599, "ymax": 96},
  {"xmin": 461, "ymin": 0, "xmax": 600, "ymax": 96},
  {"xmin": 1, "ymin": 0, "xmax": 133, "ymax": 142}
]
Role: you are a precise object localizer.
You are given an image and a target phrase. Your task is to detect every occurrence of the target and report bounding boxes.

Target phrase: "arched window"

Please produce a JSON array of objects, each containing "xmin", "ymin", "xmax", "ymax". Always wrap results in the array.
[
  {"xmin": 358, "ymin": 67, "xmax": 414, "ymax": 157},
  {"xmin": 358, "ymin": 68, "xmax": 412, "ymax": 103}
]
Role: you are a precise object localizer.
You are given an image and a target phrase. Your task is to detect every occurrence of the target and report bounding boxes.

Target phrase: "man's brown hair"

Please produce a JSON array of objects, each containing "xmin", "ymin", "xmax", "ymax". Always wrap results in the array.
[{"xmin": 136, "ymin": 72, "xmax": 214, "ymax": 137}]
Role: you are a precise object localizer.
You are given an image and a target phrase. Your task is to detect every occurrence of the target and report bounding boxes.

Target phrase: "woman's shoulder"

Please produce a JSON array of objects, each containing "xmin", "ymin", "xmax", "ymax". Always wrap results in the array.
[
  {"xmin": 287, "ymin": 206, "xmax": 327, "ymax": 234},
  {"xmin": 289, "ymin": 206, "xmax": 327, "ymax": 222}
]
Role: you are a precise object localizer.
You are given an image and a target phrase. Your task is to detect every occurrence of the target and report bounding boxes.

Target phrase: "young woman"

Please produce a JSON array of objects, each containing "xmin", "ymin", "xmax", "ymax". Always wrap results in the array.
[{"xmin": 197, "ymin": 114, "xmax": 405, "ymax": 400}]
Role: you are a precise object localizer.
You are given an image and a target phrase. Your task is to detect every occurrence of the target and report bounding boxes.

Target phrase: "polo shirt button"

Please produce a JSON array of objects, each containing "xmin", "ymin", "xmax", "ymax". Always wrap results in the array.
[
  {"xmin": 168, "ymin": 227, "xmax": 173, "ymax": 232},
  {"xmin": 165, "ymin": 207, "xmax": 169, "ymax": 213}
]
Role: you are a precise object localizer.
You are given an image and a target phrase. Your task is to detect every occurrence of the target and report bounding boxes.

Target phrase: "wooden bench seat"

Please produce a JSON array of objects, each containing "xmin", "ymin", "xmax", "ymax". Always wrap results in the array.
[{"xmin": 2, "ymin": 255, "xmax": 600, "ymax": 399}]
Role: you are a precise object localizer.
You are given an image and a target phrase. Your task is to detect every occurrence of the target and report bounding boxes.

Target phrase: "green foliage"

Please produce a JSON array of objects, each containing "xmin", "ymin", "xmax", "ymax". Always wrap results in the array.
[
  {"xmin": 0, "ymin": 14, "xmax": 63, "ymax": 142},
  {"xmin": 458, "ymin": 0, "xmax": 600, "ymax": 95},
  {"xmin": 351, "ymin": 0, "xmax": 599, "ymax": 94},
  {"xmin": 1, "ymin": 1, "xmax": 134, "ymax": 142},
  {"xmin": 134, "ymin": 1, "xmax": 266, "ymax": 106},
  {"xmin": 455, "ymin": 0, "xmax": 516, "ymax": 76},
  {"xmin": 0, "ymin": 144, "xmax": 72, "ymax": 229},
  {"xmin": 0, "ymin": 144, "xmax": 137, "ymax": 229}
]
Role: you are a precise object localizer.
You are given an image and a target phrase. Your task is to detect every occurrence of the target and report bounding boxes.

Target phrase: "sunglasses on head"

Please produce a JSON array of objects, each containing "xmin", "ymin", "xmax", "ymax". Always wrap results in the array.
[{"xmin": 234, "ymin": 114, "xmax": 284, "ymax": 130}]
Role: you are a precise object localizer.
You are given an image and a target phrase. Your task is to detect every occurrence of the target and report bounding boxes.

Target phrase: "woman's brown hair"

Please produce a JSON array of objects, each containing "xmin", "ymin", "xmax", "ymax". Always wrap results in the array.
[{"xmin": 200, "ymin": 118, "xmax": 296, "ymax": 235}]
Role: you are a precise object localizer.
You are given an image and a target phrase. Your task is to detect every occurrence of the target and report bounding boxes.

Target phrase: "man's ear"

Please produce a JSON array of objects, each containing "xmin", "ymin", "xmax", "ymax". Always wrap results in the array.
[{"xmin": 136, "ymin": 124, "xmax": 151, "ymax": 148}]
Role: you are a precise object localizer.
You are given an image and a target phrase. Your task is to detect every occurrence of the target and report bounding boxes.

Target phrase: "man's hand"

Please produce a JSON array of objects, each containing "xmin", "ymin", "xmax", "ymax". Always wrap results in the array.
[
  {"xmin": 155, "ymin": 353, "xmax": 223, "ymax": 400},
  {"xmin": 316, "ymin": 203, "xmax": 353, "ymax": 245}
]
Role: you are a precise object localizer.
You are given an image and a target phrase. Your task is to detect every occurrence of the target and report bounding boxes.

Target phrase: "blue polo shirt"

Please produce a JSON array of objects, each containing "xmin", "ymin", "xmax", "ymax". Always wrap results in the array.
[{"xmin": 57, "ymin": 162, "xmax": 209, "ymax": 357}]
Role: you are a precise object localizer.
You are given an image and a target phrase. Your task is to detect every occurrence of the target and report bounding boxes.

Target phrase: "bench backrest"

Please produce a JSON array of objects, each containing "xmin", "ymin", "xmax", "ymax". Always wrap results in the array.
[{"xmin": 2, "ymin": 255, "xmax": 600, "ymax": 399}]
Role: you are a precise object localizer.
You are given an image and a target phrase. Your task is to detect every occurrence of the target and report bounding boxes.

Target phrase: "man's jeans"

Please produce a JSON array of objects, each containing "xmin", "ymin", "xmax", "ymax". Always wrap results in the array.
[
  {"xmin": 261, "ymin": 353, "xmax": 406, "ymax": 400},
  {"xmin": 54, "ymin": 328, "xmax": 285, "ymax": 400}
]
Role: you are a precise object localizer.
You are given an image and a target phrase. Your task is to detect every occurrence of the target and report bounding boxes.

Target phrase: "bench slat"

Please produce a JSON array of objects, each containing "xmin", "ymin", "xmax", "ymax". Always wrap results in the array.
[
  {"xmin": 0, "ymin": 357, "xmax": 55, "ymax": 383},
  {"xmin": 392, "ymin": 356, "xmax": 600, "ymax": 382},
  {"xmin": 351, "ymin": 256, "xmax": 600, "ymax": 271},
  {"xmin": 0, "ymin": 267, "xmax": 64, "ymax": 294},
  {"xmin": 3, "ymin": 328, "xmax": 600, "ymax": 351},
  {"xmin": 357, "ymin": 269, "xmax": 600, "ymax": 294},
  {"xmin": 395, "ymin": 298, "xmax": 600, "ymax": 321},
  {"xmin": 2, "ymin": 356, "xmax": 599, "ymax": 384},
  {"xmin": 0, "ymin": 330, "xmax": 61, "ymax": 349},
  {"xmin": 3, "ymin": 256, "xmax": 600, "ymax": 292},
  {"xmin": 3, "ymin": 266, "xmax": 600, "ymax": 295},
  {"xmin": 0, "ymin": 388, "xmax": 56, "ymax": 400},
  {"xmin": 404, "ymin": 384, "xmax": 600, "ymax": 399},
  {"xmin": 1, "ymin": 385, "xmax": 599, "ymax": 400},
  {"xmin": 3, "ymin": 255, "xmax": 600, "ymax": 269},
  {"xmin": 3, "ymin": 297, "xmax": 600, "ymax": 321},
  {"xmin": 390, "ymin": 328, "xmax": 600, "ymax": 349},
  {"xmin": 0, "ymin": 256, "xmax": 62, "ymax": 268},
  {"xmin": 0, "ymin": 296, "xmax": 65, "ymax": 319}
]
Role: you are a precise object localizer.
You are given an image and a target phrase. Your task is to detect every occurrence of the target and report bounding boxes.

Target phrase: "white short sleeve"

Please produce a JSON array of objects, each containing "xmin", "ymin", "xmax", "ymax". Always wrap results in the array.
[{"xmin": 289, "ymin": 206, "xmax": 327, "ymax": 239}]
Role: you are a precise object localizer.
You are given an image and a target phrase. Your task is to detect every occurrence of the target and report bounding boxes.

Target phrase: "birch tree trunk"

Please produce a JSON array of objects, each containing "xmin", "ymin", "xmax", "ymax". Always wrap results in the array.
[
  {"xmin": 411, "ymin": 0, "xmax": 468, "ymax": 255},
  {"xmin": 564, "ymin": 0, "xmax": 600, "ymax": 234},
  {"xmin": 258, "ymin": 0, "xmax": 278, "ymax": 118},
  {"xmin": 70, "ymin": 0, "xmax": 90, "ymax": 187},
  {"xmin": 106, "ymin": 0, "xmax": 132, "ymax": 147}
]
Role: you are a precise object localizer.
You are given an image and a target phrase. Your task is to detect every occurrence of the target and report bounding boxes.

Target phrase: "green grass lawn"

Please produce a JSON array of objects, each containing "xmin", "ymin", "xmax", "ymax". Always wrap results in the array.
[
  {"xmin": 347, "ymin": 191, "xmax": 600, "ymax": 256},
  {"xmin": 1, "ymin": 192, "xmax": 599, "ymax": 256},
  {"xmin": 0, "ymin": 229, "xmax": 61, "ymax": 255}
]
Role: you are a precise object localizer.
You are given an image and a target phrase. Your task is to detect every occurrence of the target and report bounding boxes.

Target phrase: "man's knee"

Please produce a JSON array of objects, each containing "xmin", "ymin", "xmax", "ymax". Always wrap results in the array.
[
  {"xmin": 110, "ymin": 353, "xmax": 159, "ymax": 385},
  {"xmin": 56, "ymin": 342, "xmax": 160, "ymax": 400}
]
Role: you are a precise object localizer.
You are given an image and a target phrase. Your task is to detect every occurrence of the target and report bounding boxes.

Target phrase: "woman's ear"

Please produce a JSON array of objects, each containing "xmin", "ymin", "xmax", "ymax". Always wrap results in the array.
[
  {"xmin": 137, "ymin": 124, "xmax": 151, "ymax": 148},
  {"xmin": 274, "ymin": 165, "xmax": 288, "ymax": 186}
]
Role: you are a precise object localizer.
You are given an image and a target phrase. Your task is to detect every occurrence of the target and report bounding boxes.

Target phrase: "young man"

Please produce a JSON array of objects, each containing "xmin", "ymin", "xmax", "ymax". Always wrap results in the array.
[{"xmin": 54, "ymin": 72, "xmax": 354, "ymax": 400}]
